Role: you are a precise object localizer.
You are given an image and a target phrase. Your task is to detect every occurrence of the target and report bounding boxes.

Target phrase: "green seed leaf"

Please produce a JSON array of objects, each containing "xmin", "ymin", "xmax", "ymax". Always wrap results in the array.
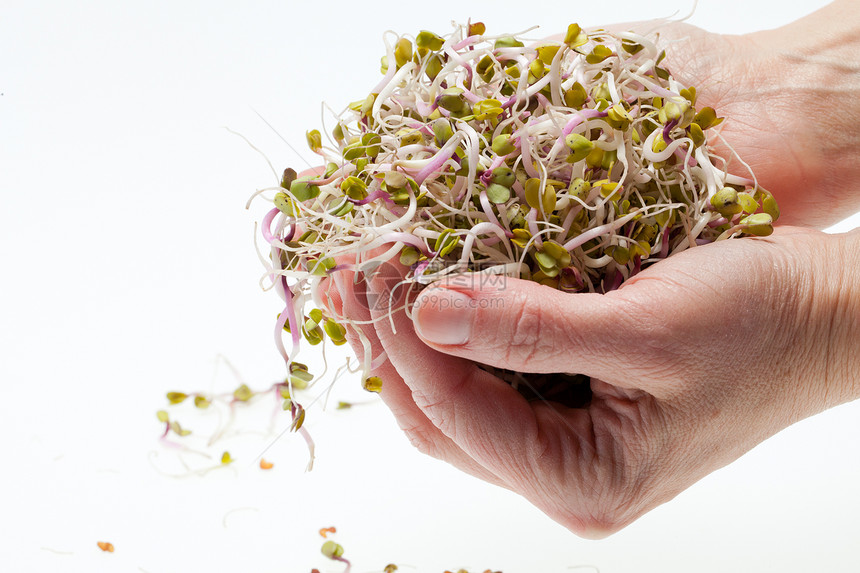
[
  {"xmin": 170, "ymin": 421, "xmax": 190, "ymax": 437},
  {"xmin": 739, "ymin": 213, "xmax": 774, "ymax": 236},
  {"xmin": 491, "ymin": 134, "xmax": 516, "ymax": 156},
  {"xmin": 274, "ymin": 192, "xmax": 295, "ymax": 215},
  {"xmin": 166, "ymin": 392, "xmax": 187, "ymax": 405},
  {"xmin": 321, "ymin": 540, "xmax": 345, "ymax": 559},
  {"xmin": 306, "ymin": 129, "xmax": 322, "ymax": 152},
  {"xmin": 693, "ymin": 106, "xmax": 723, "ymax": 130},
  {"xmin": 565, "ymin": 133, "xmax": 594, "ymax": 162},
  {"xmin": 710, "ymin": 187, "xmax": 742, "ymax": 217},
  {"xmin": 476, "ymin": 55, "xmax": 495, "ymax": 81},
  {"xmin": 290, "ymin": 178, "xmax": 320, "ymax": 202},
  {"xmin": 290, "ymin": 406, "xmax": 306, "ymax": 430},
  {"xmin": 622, "ymin": 38, "xmax": 643, "ymax": 55},
  {"xmin": 494, "ymin": 36, "xmax": 524, "ymax": 49},
  {"xmin": 737, "ymin": 192, "xmax": 759, "ymax": 214},
  {"xmin": 439, "ymin": 88, "xmax": 466, "ymax": 112},
  {"xmin": 233, "ymin": 384, "xmax": 254, "ymax": 402},
  {"xmin": 361, "ymin": 132, "xmax": 382, "ymax": 157},
  {"xmin": 563, "ymin": 82, "xmax": 588, "ymax": 109},
  {"xmin": 394, "ymin": 37, "xmax": 412, "ymax": 68},
  {"xmin": 651, "ymin": 133, "xmax": 667, "ymax": 154},
  {"xmin": 534, "ymin": 250, "xmax": 557, "ymax": 269},
  {"xmin": 489, "ymin": 166, "xmax": 515, "ymax": 187},
  {"xmin": 511, "ymin": 228, "xmax": 531, "ymax": 248},
  {"xmin": 687, "ymin": 122, "xmax": 705, "ymax": 148},
  {"xmin": 568, "ymin": 177, "xmax": 591, "ymax": 201},
  {"xmin": 399, "ymin": 246, "xmax": 421, "ymax": 266},
  {"xmin": 680, "ymin": 86, "xmax": 697, "ymax": 105},
  {"xmin": 542, "ymin": 184, "xmax": 557, "ymax": 214},
  {"xmin": 537, "ymin": 45, "xmax": 561, "ymax": 65},
  {"xmin": 564, "ymin": 23, "xmax": 588, "ymax": 48},
  {"xmin": 323, "ymin": 318, "xmax": 347, "ymax": 342},
  {"xmin": 524, "ymin": 178, "xmax": 542, "ymax": 210},
  {"xmin": 486, "ymin": 183, "xmax": 511, "ymax": 204},
  {"xmin": 542, "ymin": 240, "xmax": 571, "ymax": 267},
  {"xmin": 425, "ymin": 53, "xmax": 443, "ymax": 80},
  {"xmin": 606, "ymin": 103, "xmax": 632, "ymax": 130},
  {"xmin": 473, "ymin": 98, "xmax": 503, "ymax": 120},
  {"xmin": 760, "ymin": 191, "xmax": 780, "ymax": 221},
  {"xmin": 341, "ymin": 176, "xmax": 368, "ymax": 200},
  {"xmin": 432, "ymin": 118, "xmax": 454, "ymax": 145},
  {"xmin": 586, "ymin": 45, "xmax": 613, "ymax": 64},
  {"xmin": 416, "ymin": 30, "xmax": 444, "ymax": 51}
]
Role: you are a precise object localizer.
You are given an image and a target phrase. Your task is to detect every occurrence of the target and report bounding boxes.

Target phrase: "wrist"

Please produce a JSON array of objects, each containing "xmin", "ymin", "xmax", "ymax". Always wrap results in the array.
[
  {"xmin": 746, "ymin": 2, "xmax": 860, "ymax": 226},
  {"xmin": 822, "ymin": 229, "xmax": 860, "ymax": 408}
]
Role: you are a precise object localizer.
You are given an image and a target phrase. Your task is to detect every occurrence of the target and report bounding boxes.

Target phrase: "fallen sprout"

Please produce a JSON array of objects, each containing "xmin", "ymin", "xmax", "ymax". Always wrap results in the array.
[
  {"xmin": 249, "ymin": 21, "xmax": 778, "ymax": 428},
  {"xmin": 154, "ymin": 356, "xmax": 325, "ymax": 471}
]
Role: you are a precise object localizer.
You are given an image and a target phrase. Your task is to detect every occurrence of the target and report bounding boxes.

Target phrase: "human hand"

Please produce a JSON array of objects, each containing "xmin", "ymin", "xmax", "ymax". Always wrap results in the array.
[
  {"xmin": 325, "ymin": 227, "xmax": 859, "ymax": 538},
  {"xmin": 626, "ymin": 0, "xmax": 860, "ymax": 228}
]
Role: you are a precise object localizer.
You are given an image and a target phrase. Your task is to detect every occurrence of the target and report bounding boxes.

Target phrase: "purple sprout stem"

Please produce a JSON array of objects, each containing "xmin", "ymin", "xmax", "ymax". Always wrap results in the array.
[
  {"xmin": 414, "ymin": 136, "xmax": 461, "ymax": 183},
  {"xmin": 378, "ymin": 232, "xmax": 434, "ymax": 257},
  {"xmin": 278, "ymin": 275, "xmax": 301, "ymax": 351},
  {"xmin": 518, "ymin": 129, "xmax": 541, "ymax": 179},
  {"xmin": 562, "ymin": 109, "xmax": 609, "ymax": 137},
  {"xmin": 659, "ymin": 226, "xmax": 671, "ymax": 258},
  {"xmin": 631, "ymin": 255, "xmax": 642, "ymax": 277},
  {"xmin": 478, "ymin": 187, "xmax": 504, "ymax": 229},
  {"xmin": 332, "ymin": 556, "xmax": 351, "ymax": 573},
  {"xmin": 481, "ymin": 153, "xmax": 511, "ymax": 185},
  {"xmin": 662, "ymin": 118, "xmax": 678, "ymax": 145},
  {"xmin": 262, "ymin": 207, "xmax": 280, "ymax": 244},
  {"xmin": 451, "ymin": 35, "xmax": 480, "ymax": 51},
  {"xmin": 350, "ymin": 189, "xmax": 397, "ymax": 206}
]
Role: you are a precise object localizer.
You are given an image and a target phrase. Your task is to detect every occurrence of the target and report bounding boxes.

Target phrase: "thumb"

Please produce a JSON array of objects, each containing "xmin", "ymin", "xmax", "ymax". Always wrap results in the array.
[{"xmin": 410, "ymin": 276, "xmax": 645, "ymax": 380}]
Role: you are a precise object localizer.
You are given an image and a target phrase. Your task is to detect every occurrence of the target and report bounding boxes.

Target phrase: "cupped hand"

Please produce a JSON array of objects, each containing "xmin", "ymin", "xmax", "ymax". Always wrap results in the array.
[
  {"xmin": 327, "ymin": 227, "xmax": 858, "ymax": 537},
  {"xmin": 616, "ymin": 0, "xmax": 860, "ymax": 228}
]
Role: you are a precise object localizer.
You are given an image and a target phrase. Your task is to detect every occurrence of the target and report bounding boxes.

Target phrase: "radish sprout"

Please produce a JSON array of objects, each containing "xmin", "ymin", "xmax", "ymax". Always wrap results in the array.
[{"xmin": 251, "ymin": 21, "xmax": 779, "ymax": 424}]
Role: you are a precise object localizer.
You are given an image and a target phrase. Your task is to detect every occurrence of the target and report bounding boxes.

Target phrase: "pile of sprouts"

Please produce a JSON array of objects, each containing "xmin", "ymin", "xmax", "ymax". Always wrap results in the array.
[{"xmin": 249, "ymin": 21, "xmax": 779, "ymax": 430}]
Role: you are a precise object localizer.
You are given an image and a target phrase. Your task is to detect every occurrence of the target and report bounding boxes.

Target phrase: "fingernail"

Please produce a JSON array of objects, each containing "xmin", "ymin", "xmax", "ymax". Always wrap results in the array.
[{"xmin": 412, "ymin": 288, "xmax": 474, "ymax": 345}]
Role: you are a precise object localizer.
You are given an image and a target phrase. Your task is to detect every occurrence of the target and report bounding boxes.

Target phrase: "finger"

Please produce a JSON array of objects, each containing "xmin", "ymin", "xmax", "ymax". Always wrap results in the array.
[
  {"xmin": 365, "ymin": 268, "xmax": 548, "ymax": 472},
  {"xmin": 297, "ymin": 166, "xmax": 326, "ymax": 178},
  {"xmin": 333, "ymin": 268, "xmax": 506, "ymax": 487},
  {"xmin": 367, "ymin": 271, "xmax": 675, "ymax": 537},
  {"xmin": 409, "ymin": 276, "xmax": 648, "ymax": 384}
]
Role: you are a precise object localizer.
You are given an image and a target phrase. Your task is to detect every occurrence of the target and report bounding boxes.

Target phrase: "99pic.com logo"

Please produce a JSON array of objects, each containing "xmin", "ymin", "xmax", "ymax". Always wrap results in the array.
[{"xmin": 351, "ymin": 260, "xmax": 508, "ymax": 312}]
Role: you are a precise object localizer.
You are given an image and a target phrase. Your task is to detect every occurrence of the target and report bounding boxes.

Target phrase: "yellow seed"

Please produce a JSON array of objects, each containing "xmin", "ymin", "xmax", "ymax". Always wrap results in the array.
[{"xmin": 363, "ymin": 376, "xmax": 383, "ymax": 393}]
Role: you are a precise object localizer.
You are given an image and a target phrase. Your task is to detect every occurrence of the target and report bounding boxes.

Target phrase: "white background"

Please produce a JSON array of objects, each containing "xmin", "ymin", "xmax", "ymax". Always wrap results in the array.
[{"xmin": 2, "ymin": 1, "xmax": 859, "ymax": 572}]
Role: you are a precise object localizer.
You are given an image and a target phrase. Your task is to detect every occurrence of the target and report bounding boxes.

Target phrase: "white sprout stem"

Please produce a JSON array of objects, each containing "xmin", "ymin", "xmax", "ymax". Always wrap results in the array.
[{"xmin": 563, "ymin": 211, "xmax": 640, "ymax": 252}]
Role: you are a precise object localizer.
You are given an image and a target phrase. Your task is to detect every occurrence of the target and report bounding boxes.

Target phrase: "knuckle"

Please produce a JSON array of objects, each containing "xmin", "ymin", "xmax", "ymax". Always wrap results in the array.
[
  {"xmin": 400, "ymin": 423, "xmax": 441, "ymax": 459},
  {"xmin": 503, "ymin": 300, "xmax": 550, "ymax": 365}
]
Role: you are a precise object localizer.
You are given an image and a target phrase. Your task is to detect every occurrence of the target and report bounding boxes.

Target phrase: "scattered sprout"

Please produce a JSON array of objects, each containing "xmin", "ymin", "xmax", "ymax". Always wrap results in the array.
[{"xmin": 166, "ymin": 392, "xmax": 188, "ymax": 404}]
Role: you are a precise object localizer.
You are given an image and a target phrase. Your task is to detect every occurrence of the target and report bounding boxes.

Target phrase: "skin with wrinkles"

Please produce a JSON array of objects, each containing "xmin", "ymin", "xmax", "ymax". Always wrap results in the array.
[{"xmin": 325, "ymin": 0, "xmax": 860, "ymax": 538}]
